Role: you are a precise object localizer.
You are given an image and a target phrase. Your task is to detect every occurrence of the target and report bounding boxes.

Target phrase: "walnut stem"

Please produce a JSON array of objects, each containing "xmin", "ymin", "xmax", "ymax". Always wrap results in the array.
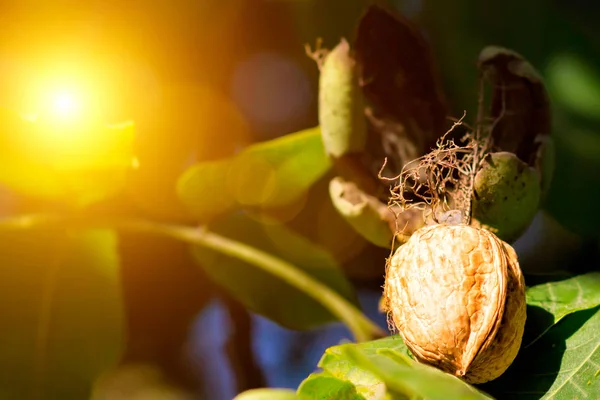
[{"xmin": 465, "ymin": 74, "xmax": 487, "ymax": 225}]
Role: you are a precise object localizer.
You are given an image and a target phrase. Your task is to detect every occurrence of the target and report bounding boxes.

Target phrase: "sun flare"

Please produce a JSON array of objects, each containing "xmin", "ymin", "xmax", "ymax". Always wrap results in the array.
[{"xmin": 50, "ymin": 90, "xmax": 80, "ymax": 119}]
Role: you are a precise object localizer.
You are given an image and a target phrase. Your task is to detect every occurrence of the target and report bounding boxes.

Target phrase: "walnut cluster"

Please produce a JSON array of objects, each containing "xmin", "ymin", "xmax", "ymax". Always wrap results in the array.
[{"xmin": 383, "ymin": 223, "xmax": 526, "ymax": 384}]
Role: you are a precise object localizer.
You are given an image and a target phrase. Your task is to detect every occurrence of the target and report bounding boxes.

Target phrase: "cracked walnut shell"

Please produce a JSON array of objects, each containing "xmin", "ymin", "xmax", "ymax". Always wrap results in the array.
[{"xmin": 383, "ymin": 223, "xmax": 526, "ymax": 384}]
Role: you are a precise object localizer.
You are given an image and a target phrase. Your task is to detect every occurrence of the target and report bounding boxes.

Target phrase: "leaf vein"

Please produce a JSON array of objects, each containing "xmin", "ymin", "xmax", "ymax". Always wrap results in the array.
[
  {"xmin": 544, "ymin": 341, "xmax": 600, "ymax": 398},
  {"xmin": 588, "ymin": 359, "xmax": 600, "ymax": 369},
  {"xmin": 569, "ymin": 379, "xmax": 587, "ymax": 397},
  {"xmin": 566, "ymin": 337, "xmax": 599, "ymax": 352}
]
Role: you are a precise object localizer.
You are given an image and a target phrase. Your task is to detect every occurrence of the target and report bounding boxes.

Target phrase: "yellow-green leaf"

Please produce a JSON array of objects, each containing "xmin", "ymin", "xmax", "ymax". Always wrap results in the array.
[
  {"xmin": 309, "ymin": 335, "xmax": 491, "ymax": 400},
  {"xmin": 177, "ymin": 127, "xmax": 331, "ymax": 221},
  {"xmin": 297, "ymin": 372, "xmax": 365, "ymax": 400},
  {"xmin": 235, "ymin": 388, "xmax": 298, "ymax": 400}
]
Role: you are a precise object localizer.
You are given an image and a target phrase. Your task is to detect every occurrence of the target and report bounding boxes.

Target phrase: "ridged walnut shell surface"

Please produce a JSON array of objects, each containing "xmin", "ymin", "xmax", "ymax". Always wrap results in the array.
[{"xmin": 383, "ymin": 224, "xmax": 526, "ymax": 384}]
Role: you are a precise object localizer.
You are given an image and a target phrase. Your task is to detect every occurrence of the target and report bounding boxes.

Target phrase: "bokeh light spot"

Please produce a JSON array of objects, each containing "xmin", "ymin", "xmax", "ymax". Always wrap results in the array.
[{"xmin": 230, "ymin": 52, "xmax": 312, "ymax": 136}]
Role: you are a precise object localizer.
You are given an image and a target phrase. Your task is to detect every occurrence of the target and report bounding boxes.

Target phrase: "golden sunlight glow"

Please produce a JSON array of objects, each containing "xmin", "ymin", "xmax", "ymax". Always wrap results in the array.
[
  {"xmin": 21, "ymin": 73, "xmax": 106, "ymax": 148},
  {"xmin": 18, "ymin": 71, "xmax": 110, "ymax": 150},
  {"xmin": 19, "ymin": 65, "xmax": 103, "ymax": 129},
  {"xmin": 50, "ymin": 90, "xmax": 80, "ymax": 119},
  {"xmin": 31, "ymin": 84, "xmax": 91, "ymax": 145}
]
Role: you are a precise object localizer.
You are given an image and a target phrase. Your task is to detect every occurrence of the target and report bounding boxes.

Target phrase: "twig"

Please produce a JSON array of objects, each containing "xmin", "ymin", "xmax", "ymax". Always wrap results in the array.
[
  {"xmin": 0, "ymin": 214, "xmax": 385, "ymax": 343},
  {"xmin": 465, "ymin": 75, "xmax": 487, "ymax": 225},
  {"xmin": 221, "ymin": 294, "xmax": 267, "ymax": 392}
]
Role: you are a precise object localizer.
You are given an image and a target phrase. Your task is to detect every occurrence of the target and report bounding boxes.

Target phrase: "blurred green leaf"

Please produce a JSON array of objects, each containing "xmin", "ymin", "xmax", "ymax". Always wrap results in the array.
[
  {"xmin": 311, "ymin": 336, "xmax": 491, "ymax": 400},
  {"xmin": 482, "ymin": 306, "xmax": 600, "ymax": 399},
  {"xmin": 190, "ymin": 213, "xmax": 358, "ymax": 330},
  {"xmin": 525, "ymin": 272, "xmax": 600, "ymax": 345},
  {"xmin": 546, "ymin": 54, "xmax": 600, "ymax": 122},
  {"xmin": 0, "ymin": 226, "xmax": 124, "ymax": 399},
  {"xmin": 175, "ymin": 158, "xmax": 235, "ymax": 221},
  {"xmin": 297, "ymin": 372, "xmax": 365, "ymax": 400},
  {"xmin": 544, "ymin": 55, "xmax": 600, "ymax": 238},
  {"xmin": 0, "ymin": 108, "xmax": 135, "ymax": 205},
  {"xmin": 177, "ymin": 126, "xmax": 331, "ymax": 221},
  {"xmin": 544, "ymin": 126, "xmax": 600, "ymax": 237},
  {"xmin": 234, "ymin": 388, "xmax": 298, "ymax": 400}
]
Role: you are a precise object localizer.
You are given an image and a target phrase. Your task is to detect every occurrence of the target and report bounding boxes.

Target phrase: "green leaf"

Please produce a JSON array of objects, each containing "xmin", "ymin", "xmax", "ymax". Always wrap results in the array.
[
  {"xmin": 314, "ymin": 336, "xmax": 491, "ymax": 400},
  {"xmin": 177, "ymin": 126, "xmax": 331, "ymax": 220},
  {"xmin": 191, "ymin": 213, "xmax": 358, "ymax": 330},
  {"xmin": 319, "ymin": 344, "xmax": 389, "ymax": 399},
  {"xmin": 544, "ymin": 126, "xmax": 600, "ymax": 238},
  {"xmin": 0, "ymin": 108, "xmax": 135, "ymax": 205},
  {"xmin": 482, "ymin": 306, "xmax": 600, "ymax": 399},
  {"xmin": 319, "ymin": 336, "xmax": 413, "ymax": 384},
  {"xmin": 175, "ymin": 158, "xmax": 235, "ymax": 221},
  {"xmin": 546, "ymin": 53, "xmax": 600, "ymax": 122},
  {"xmin": 346, "ymin": 348, "xmax": 492, "ymax": 400},
  {"xmin": 526, "ymin": 272, "xmax": 600, "ymax": 345},
  {"xmin": 234, "ymin": 388, "xmax": 298, "ymax": 400},
  {"xmin": 0, "ymin": 226, "xmax": 124, "ymax": 399},
  {"xmin": 297, "ymin": 372, "xmax": 366, "ymax": 400},
  {"xmin": 249, "ymin": 127, "xmax": 330, "ymax": 207}
]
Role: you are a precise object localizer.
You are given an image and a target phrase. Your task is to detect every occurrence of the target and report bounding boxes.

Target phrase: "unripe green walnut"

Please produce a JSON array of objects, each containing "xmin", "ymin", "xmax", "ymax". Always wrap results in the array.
[
  {"xmin": 472, "ymin": 151, "xmax": 541, "ymax": 243},
  {"xmin": 318, "ymin": 39, "xmax": 367, "ymax": 158},
  {"xmin": 383, "ymin": 224, "xmax": 526, "ymax": 384}
]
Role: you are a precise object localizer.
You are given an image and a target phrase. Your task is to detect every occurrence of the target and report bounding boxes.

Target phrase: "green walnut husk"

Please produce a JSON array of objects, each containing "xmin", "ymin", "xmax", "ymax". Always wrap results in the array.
[
  {"xmin": 472, "ymin": 151, "xmax": 541, "ymax": 243},
  {"xmin": 318, "ymin": 39, "xmax": 367, "ymax": 158}
]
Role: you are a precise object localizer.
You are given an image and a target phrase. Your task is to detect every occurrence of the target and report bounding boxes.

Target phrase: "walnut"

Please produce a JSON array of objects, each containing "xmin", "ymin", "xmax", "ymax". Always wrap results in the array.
[{"xmin": 383, "ymin": 223, "xmax": 526, "ymax": 384}]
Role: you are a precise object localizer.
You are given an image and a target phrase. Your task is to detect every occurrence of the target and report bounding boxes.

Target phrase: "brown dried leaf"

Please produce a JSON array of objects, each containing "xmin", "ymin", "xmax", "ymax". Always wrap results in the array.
[
  {"xmin": 354, "ymin": 5, "xmax": 449, "ymax": 158},
  {"xmin": 477, "ymin": 46, "xmax": 551, "ymax": 167}
]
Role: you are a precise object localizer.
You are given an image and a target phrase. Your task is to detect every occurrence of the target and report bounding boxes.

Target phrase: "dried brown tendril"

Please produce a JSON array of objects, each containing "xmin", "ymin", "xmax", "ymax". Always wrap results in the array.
[
  {"xmin": 379, "ymin": 112, "xmax": 474, "ymax": 226},
  {"xmin": 380, "ymin": 76, "xmax": 501, "ymax": 232}
]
